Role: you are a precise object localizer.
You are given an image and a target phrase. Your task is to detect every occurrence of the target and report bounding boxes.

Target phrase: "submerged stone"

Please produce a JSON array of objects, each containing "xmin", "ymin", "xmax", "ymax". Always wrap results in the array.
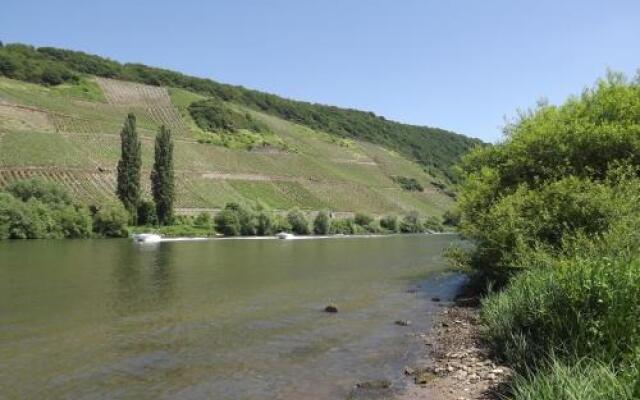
[{"xmin": 324, "ymin": 304, "xmax": 338, "ymax": 313}]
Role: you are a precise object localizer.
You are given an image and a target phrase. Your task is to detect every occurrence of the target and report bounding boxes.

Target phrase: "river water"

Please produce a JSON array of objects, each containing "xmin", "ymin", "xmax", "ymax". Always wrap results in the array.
[{"xmin": 0, "ymin": 235, "xmax": 463, "ymax": 399}]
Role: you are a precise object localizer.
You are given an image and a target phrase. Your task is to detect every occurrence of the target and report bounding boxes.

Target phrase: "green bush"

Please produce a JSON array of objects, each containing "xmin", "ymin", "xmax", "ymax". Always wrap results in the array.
[
  {"xmin": 379, "ymin": 215, "xmax": 399, "ymax": 233},
  {"xmin": 354, "ymin": 213, "xmax": 373, "ymax": 227},
  {"xmin": 256, "ymin": 211, "xmax": 274, "ymax": 236},
  {"xmin": 92, "ymin": 202, "xmax": 129, "ymax": 238},
  {"xmin": 482, "ymin": 242, "xmax": 640, "ymax": 370},
  {"xmin": 457, "ymin": 74, "xmax": 640, "ymax": 272},
  {"xmin": 188, "ymin": 98, "xmax": 268, "ymax": 133},
  {"xmin": 137, "ymin": 200, "xmax": 157, "ymax": 226},
  {"xmin": 453, "ymin": 73, "xmax": 640, "ymax": 397},
  {"xmin": 0, "ymin": 181, "xmax": 93, "ymax": 239},
  {"xmin": 330, "ymin": 218, "xmax": 364, "ymax": 235},
  {"xmin": 54, "ymin": 204, "xmax": 92, "ymax": 238},
  {"xmin": 6, "ymin": 178, "xmax": 71, "ymax": 204},
  {"xmin": 214, "ymin": 208, "xmax": 241, "ymax": 236},
  {"xmin": 272, "ymin": 214, "xmax": 292, "ymax": 233},
  {"xmin": 0, "ymin": 193, "xmax": 45, "ymax": 239},
  {"xmin": 193, "ymin": 211, "xmax": 212, "ymax": 228},
  {"xmin": 391, "ymin": 176, "xmax": 424, "ymax": 191},
  {"xmin": 287, "ymin": 209, "xmax": 310, "ymax": 235},
  {"xmin": 423, "ymin": 215, "xmax": 443, "ymax": 232},
  {"xmin": 400, "ymin": 211, "xmax": 423, "ymax": 233},
  {"xmin": 313, "ymin": 211, "xmax": 331, "ymax": 235},
  {"xmin": 442, "ymin": 209, "xmax": 460, "ymax": 226}
]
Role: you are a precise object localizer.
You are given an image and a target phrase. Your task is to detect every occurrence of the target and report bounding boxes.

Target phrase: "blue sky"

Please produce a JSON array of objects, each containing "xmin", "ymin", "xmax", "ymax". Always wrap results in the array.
[{"xmin": 1, "ymin": 0, "xmax": 639, "ymax": 142}]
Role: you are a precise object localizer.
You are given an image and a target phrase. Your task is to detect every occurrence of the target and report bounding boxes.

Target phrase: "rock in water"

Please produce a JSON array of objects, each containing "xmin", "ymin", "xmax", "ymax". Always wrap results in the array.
[
  {"xmin": 324, "ymin": 304, "xmax": 338, "ymax": 313},
  {"xmin": 356, "ymin": 380, "xmax": 392, "ymax": 389}
]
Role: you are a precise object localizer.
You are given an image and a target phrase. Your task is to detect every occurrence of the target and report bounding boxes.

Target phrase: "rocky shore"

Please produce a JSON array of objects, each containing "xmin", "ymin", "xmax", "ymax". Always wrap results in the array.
[{"xmin": 396, "ymin": 294, "xmax": 512, "ymax": 400}]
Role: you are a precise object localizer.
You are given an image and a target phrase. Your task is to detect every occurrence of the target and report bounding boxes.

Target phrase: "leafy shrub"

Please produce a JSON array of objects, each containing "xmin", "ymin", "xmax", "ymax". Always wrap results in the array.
[
  {"xmin": 442, "ymin": 209, "xmax": 460, "ymax": 226},
  {"xmin": 0, "ymin": 193, "xmax": 44, "ymax": 239},
  {"xmin": 400, "ymin": 211, "xmax": 423, "ymax": 233},
  {"xmin": 330, "ymin": 218, "xmax": 364, "ymax": 235},
  {"xmin": 457, "ymin": 74, "xmax": 640, "ymax": 272},
  {"xmin": 468, "ymin": 174, "xmax": 637, "ymax": 275},
  {"xmin": 7, "ymin": 178, "xmax": 71, "ymax": 204},
  {"xmin": 256, "ymin": 211, "xmax": 274, "ymax": 236},
  {"xmin": 214, "ymin": 208, "xmax": 241, "ymax": 236},
  {"xmin": 137, "ymin": 200, "xmax": 157, "ymax": 226},
  {"xmin": 92, "ymin": 202, "xmax": 129, "ymax": 238},
  {"xmin": 482, "ymin": 239, "xmax": 640, "ymax": 370},
  {"xmin": 272, "ymin": 214, "xmax": 292, "ymax": 233},
  {"xmin": 391, "ymin": 176, "xmax": 424, "ymax": 191},
  {"xmin": 0, "ymin": 181, "xmax": 93, "ymax": 239},
  {"xmin": 287, "ymin": 209, "xmax": 310, "ymax": 235},
  {"xmin": 423, "ymin": 215, "xmax": 443, "ymax": 232},
  {"xmin": 54, "ymin": 204, "xmax": 92, "ymax": 238},
  {"xmin": 188, "ymin": 98, "xmax": 268, "ymax": 133},
  {"xmin": 379, "ymin": 215, "xmax": 399, "ymax": 233},
  {"xmin": 313, "ymin": 211, "xmax": 331, "ymax": 235},
  {"xmin": 354, "ymin": 213, "xmax": 373, "ymax": 227},
  {"xmin": 193, "ymin": 211, "xmax": 212, "ymax": 228}
]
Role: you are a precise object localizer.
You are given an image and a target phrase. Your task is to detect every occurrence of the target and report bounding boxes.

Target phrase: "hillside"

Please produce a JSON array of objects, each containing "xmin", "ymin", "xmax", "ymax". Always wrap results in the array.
[{"xmin": 0, "ymin": 43, "xmax": 481, "ymax": 216}]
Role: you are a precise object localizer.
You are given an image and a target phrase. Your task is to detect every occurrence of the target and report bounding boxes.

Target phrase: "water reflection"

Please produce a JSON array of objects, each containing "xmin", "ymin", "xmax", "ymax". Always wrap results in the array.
[{"xmin": 110, "ymin": 242, "xmax": 176, "ymax": 316}]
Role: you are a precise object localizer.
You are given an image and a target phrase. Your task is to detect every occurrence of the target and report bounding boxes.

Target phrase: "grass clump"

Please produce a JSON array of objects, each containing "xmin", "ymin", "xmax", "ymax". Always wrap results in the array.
[{"xmin": 510, "ymin": 358, "xmax": 639, "ymax": 400}]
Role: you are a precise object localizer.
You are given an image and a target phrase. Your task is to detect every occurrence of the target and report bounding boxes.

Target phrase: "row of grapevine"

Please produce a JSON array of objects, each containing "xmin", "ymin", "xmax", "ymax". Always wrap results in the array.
[{"xmin": 94, "ymin": 77, "xmax": 188, "ymax": 135}]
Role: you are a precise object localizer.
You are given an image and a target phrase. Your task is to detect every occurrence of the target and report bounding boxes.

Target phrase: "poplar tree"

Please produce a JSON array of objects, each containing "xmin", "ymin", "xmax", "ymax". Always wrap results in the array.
[
  {"xmin": 116, "ymin": 113, "xmax": 141, "ymax": 223},
  {"xmin": 151, "ymin": 125, "xmax": 175, "ymax": 225}
]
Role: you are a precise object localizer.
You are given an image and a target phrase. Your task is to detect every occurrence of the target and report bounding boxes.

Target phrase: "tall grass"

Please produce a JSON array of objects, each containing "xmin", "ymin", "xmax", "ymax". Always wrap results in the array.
[
  {"xmin": 482, "ymin": 252, "xmax": 640, "ymax": 369},
  {"xmin": 511, "ymin": 358, "xmax": 638, "ymax": 400}
]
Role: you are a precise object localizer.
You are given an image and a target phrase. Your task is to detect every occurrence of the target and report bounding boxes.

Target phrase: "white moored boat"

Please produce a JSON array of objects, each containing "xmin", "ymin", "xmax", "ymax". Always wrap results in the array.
[
  {"xmin": 276, "ymin": 232, "xmax": 295, "ymax": 240},
  {"xmin": 132, "ymin": 233, "xmax": 163, "ymax": 243}
]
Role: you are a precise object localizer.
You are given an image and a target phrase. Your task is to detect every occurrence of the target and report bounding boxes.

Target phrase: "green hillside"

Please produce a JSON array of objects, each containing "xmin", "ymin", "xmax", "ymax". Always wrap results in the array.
[{"xmin": 0, "ymin": 43, "xmax": 481, "ymax": 216}]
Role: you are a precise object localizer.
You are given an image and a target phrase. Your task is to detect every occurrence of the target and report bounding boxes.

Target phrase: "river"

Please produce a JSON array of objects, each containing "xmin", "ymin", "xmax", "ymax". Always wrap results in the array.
[{"xmin": 0, "ymin": 234, "xmax": 463, "ymax": 399}]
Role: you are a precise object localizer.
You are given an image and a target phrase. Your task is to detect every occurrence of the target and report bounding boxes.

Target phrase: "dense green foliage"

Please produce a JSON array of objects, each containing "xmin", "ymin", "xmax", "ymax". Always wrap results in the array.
[
  {"xmin": 214, "ymin": 206, "xmax": 242, "ymax": 236},
  {"xmin": 454, "ymin": 74, "xmax": 640, "ymax": 398},
  {"xmin": 313, "ymin": 211, "xmax": 331, "ymax": 235},
  {"xmin": 92, "ymin": 202, "xmax": 129, "ymax": 238},
  {"xmin": 457, "ymin": 73, "xmax": 640, "ymax": 275},
  {"xmin": 116, "ymin": 113, "xmax": 142, "ymax": 222},
  {"xmin": 151, "ymin": 126, "xmax": 175, "ymax": 225},
  {"xmin": 205, "ymin": 202, "xmax": 441, "ymax": 237},
  {"xmin": 391, "ymin": 176, "xmax": 424, "ymax": 191},
  {"xmin": 136, "ymin": 200, "xmax": 157, "ymax": 226},
  {"xmin": 0, "ymin": 179, "xmax": 126, "ymax": 239},
  {"xmin": 379, "ymin": 215, "xmax": 399, "ymax": 233},
  {"xmin": 286, "ymin": 209, "xmax": 310, "ymax": 235},
  {"xmin": 0, "ymin": 43, "xmax": 481, "ymax": 181},
  {"xmin": 188, "ymin": 98, "xmax": 268, "ymax": 133}
]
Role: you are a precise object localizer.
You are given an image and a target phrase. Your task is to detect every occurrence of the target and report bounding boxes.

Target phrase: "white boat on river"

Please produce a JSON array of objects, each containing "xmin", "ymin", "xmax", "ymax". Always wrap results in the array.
[
  {"xmin": 276, "ymin": 232, "xmax": 295, "ymax": 240},
  {"xmin": 132, "ymin": 233, "xmax": 163, "ymax": 243}
]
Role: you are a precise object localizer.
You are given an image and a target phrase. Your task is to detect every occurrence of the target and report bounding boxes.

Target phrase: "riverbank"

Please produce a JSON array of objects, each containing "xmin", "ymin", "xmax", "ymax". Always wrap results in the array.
[{"xmin": 395, "ymin": 287, "xmax": 512, "ymax": 400}]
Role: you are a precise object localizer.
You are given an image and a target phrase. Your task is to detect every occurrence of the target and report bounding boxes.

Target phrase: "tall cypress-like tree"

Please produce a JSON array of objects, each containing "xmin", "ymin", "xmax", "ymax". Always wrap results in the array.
[
  {"xmin": 151, "ymin": 125, "xmax": 175, "ymax": 225},
  {"xmin": 116, "ymin": 113, "xmax": 141, "ymax": 222}
]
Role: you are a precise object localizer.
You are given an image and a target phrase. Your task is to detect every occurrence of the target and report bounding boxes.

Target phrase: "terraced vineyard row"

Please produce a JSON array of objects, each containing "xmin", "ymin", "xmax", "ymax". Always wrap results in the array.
[
  {"xmin": 0, "ymin": 168, "xmax": 117, "ymax": 204},
  {"xmin": 95, "ymin": 77, "xmax": 188, "ymax": 135}
]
